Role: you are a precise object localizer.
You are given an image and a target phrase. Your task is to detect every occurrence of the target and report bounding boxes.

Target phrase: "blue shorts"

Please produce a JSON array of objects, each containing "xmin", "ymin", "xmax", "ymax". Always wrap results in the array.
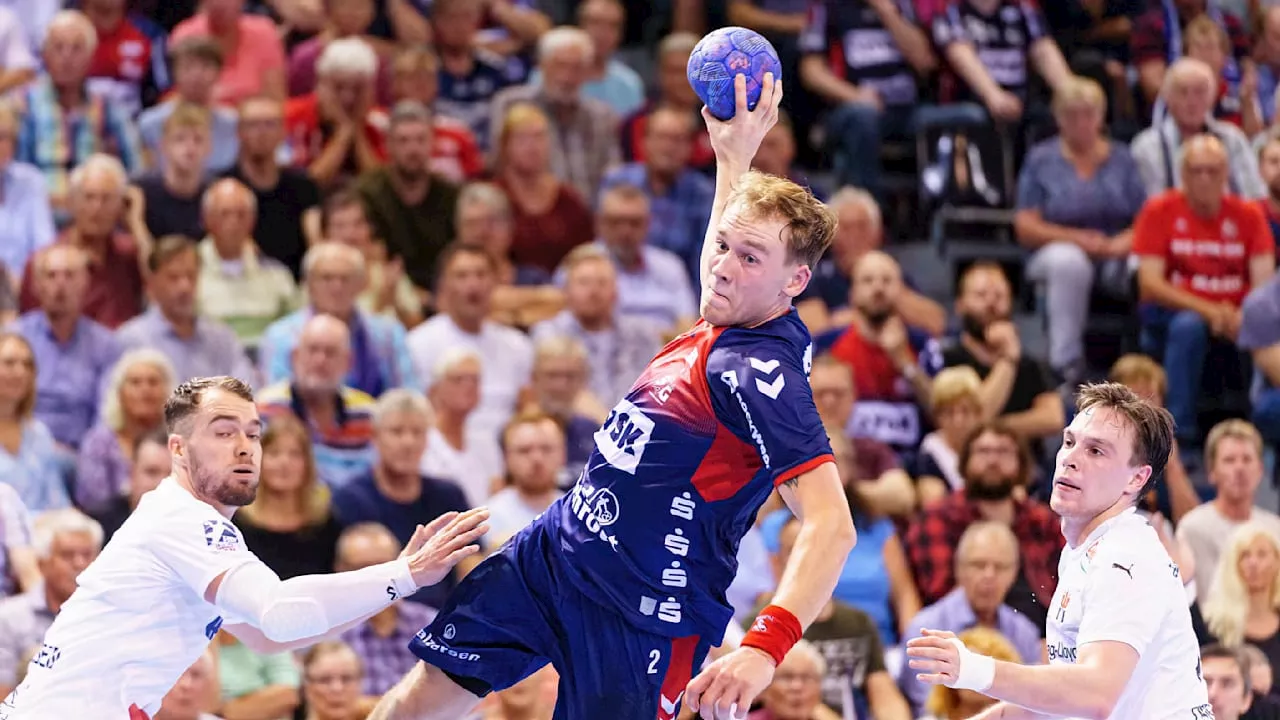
[{"xmin": 408, "ymin": 522, "xmax": 712, "ymax": 720}]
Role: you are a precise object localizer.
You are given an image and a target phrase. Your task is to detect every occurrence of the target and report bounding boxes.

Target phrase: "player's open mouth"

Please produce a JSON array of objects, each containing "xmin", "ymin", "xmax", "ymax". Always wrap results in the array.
[
  {"xmin": 1056, "ymin": 480, "xmax": 1081, "ymax": 491},
  {"xmin": 231, "ymin": 467, "xmax": 255, "ymax": 477}
]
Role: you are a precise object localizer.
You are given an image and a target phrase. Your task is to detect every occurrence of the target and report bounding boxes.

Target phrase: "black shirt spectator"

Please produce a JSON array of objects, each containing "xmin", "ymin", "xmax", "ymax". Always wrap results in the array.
[
  {"xmin": 932, "ymin": 0, "xmax": 1049, "ymax": 103},
  {"xmin": 134, "ymin": 173, "xmax": 207, "ymax": 241},
  {"xmin": 942, "ymin": 341, "xmax": 1055, "ymax": 418},
  {"xmin": 223, "ymin": 164, "xmax": 320, "ymax": 280},
  {"xmin": 234, "ymin": 513, "xmax": 343, "ymax": 580},
  {"xmin": 800, "ymin": 0, "xmax": 924, "ymax": 109}
]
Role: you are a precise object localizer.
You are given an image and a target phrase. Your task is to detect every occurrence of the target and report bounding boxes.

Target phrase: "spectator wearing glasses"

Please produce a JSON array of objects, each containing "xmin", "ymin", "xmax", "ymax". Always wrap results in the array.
[{"xmin": 299, "ymin": 641, "xmax": 370, "ymax": 720}]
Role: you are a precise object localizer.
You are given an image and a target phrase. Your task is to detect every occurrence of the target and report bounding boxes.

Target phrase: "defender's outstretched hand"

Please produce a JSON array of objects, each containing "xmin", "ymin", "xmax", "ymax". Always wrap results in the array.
[
  {"xmin": 402, "ymin": 507, "xmax": 490, "ymax": 589},
  {"xmin": 685, "ymin": 646, "xmax": 775, "ymax": 719},
  {"xmin": 702, "ymin": 72, "xmax": 782, "ymax": 171}
]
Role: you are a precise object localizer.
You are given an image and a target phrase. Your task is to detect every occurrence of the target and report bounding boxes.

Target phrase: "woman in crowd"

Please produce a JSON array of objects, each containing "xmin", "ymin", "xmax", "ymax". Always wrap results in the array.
[
  {"xmin": 1199, "ymin": 522, "xmax": 1280, "ymax": 694},
  {"xmin": 455, "ymin": 181, "xmax": 564, "ymax": 329},
  {"xmin": 1014, "ymin": 76, "xmax": 1147, "ymax": 383},
  {"xmin": 75, "ymin": 349, "xmax": 175, "ymax": 515},
  {"xmin": 421, "ymin": 348, "xmax": 505, "ymax": 509},
  {"xmin": 915, "ymin": 366, "xmax": 985, "ymax": 507},
  {"xmin": 923, "ymin": 628, "xmax": 1022, "ymax": 719},
  {"xmin": 493, "ymin": 104, "xmax": 594, "ymax": 276},
  {"xmin": 233, "ymin": 414, "xmax": 341, "ymax": 579},
  {"xmin": 0, "ymin": 332, "xmax": 69, "ymax": 513},
  {"xmin": 299, "ymin": 641, "xmax": 369, "ymax": 720}
]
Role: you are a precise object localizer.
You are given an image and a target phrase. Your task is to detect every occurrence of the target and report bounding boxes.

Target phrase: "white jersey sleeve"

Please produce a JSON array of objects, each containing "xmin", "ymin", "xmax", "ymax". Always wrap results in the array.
[
  {"xmin": 148, "ymin": 507, "xmax": 258, "ymax": 603},
  {"xmin": 1075, "ymin": 538, "xmax": 1171, "ymax": 655}
]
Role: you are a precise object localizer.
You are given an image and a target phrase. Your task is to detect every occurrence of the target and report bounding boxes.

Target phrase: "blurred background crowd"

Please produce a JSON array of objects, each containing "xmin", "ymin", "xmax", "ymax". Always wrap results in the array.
[{"xmin": 5, "ymin": 0, "xmax": 1280, "ymax": 718}]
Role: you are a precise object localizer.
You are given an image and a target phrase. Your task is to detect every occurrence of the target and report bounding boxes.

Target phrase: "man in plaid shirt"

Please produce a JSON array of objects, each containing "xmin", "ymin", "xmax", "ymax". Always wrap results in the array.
[
  {"xmin": 337, "ymin": 523, "xmax": 439, "ymax": 695},
  {"xmin": 905, "ymin": 421, "xmax": 1063, "ymax": 631}
]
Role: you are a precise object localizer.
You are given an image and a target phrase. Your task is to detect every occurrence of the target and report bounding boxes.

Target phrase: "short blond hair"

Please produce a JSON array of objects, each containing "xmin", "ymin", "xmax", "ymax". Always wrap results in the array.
[
  {"xmin": 1109, "ymin": 353, "xmax": 1167, "ymax": 399},
  {"xmin": 1052, "ymin": 75, "xmax": 1107, "ymax": 116},
  {"xmin": 1206, "ymin": 419, "xmax": 1264, "ymax": 469},
  {"xmin": 930, "ymin": 366, "xmax": 982, "ymax": 413},
  {"xmin": 1184, "ymin": 15, "xmax": 1230, "ymax": 56},
  {"xmin": 496, "ymin": 103, "xmax": 550, "ymax": 169},
  {"xmin": 163, "ymin": 102, "xmax": 212, "ymax": 137},
  {"xmin": 726, "ymin": 171, "xmax": 836, "ymax": 268}
]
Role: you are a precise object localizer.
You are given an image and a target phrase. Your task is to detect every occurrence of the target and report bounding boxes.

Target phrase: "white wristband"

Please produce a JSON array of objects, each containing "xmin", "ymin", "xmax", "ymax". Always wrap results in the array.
[
  {"xmin": 947, "ymin": 637, "xmax": 996, "ymax": 692},
  {"xmin": 389, "ymin": 557, "xmax": 418, "ymax": 600}
]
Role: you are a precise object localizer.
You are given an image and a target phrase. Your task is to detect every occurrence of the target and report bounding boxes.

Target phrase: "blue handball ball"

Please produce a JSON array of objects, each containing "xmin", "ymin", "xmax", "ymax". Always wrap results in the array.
[{"xmin": 686, "ymin": 26, "xmax": 782, "ymax": 121}]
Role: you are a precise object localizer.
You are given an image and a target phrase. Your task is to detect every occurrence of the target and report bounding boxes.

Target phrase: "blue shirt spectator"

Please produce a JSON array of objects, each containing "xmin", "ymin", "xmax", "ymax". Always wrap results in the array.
[
  {"xmin": 116, "ymin": 307, "xmax": 257, "ymax": 388},
  {"xmin": 259, "ymin": 308, "xmax": 419, "ymax": 397},
  {"xmin": 0, "ymin": 419, "xmax": 69, "ymax": 512},
  {"xmin": 138, "ymin": 100, "xmax": 239, "ymax": 173},
  {"xmin": 12, "ymin": 311, "xmax": 119, "ymax": 449},
  {"xmin": 1016, "ymin": 137, "xmax": 1148, "ymax": 236},
  {"xmin": 0, "ymin": 161, "xmax": 55, "ymax": 278}
]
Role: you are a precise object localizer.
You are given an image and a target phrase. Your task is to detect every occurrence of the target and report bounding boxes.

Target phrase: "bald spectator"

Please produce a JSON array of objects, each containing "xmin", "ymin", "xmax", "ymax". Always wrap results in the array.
[
  {"xmin": 430, "ymin": 0, "xmax": 521, "ymax": 150},
  {"xmin": 487, "ymin": 412, "xmax": 567, "ymax": 542},
  {"xmin": 1135, "ymin": 134, "xmax": 1275, "ymax": 443},
  {"xmin": 797, "ymin": 188, "xmax": 947, "ymax": 337},
  {"xmin": 91, "ymin": 429, "xmax": 169, "ymax": 542},
  {"xmin": 335, "ymin": 522, "xmax": 438, "ymax": 696},
  {"xmin": 816, "ymin": 251, "xmax": 940, "ymax": 458},
  {"xmin": 899, "ymin": 521, "xmax": 1043, "ymax": 714},
  {"xmin": 0, "ymin": 105, "xmax": 54, "ymax": 284},
  {"xmin": 586, "ymin": 183, "xmax": 696, "ymax": 331},
  {"xmin": 17, "ymin": 11, "xmax": 142, "ymax": 214},
  {"xmin": 285, "ymin": 37, "xmax": 389, "ymax": 190},
  {"xmin": 116, "ymin": 236, "xmax": 255, "ymax": 387},
  {"xmin": 169, "ymin": 0, "xmax": 286, "ymax": 106},
  {"xmin": 138, "ymin": 37, "xmax": 239, "ymax": 174},
  {"xmin": 943, "ymin": 262, "xmax": 1064, "ymax": 443},
  {"xmin": 18, "ymin": 154, "xmax": 145, "ymax": 329},
  {"xmin": 600, "ymin": 105, "xmax": 714, "ymax": 285},
  {"xmin": 490, "ymin": 26, "xmax": 622, "ymax": 205},
  {"xmin": 259, "ymin": 242, "xmax": 419, "ymax": 397},
  {"xmin": 155, "ymin": 648, "xmax": 220, "ymax": 720},
  {"xmin": 407, "ymin": 243, "xmax": 534, "ymax": 439},
  {"xmin": 12, "ymin": 245, "xmax": 120, "ymax": 450},
  {"xmin": 532, "ymin": 244, "xmax": 664, "ymax": 407},
  {"xmin": 386, "ymin": 46, "xmax": 483, "ymax": 184},
  {"xmin": 1132, "ymin": 58, "xmax": 1264, "ymax": 200},
  {"xmin": 0, "ymin": 509, "xmax": 101, "ymax": 700},
  {"xmin": 197, "ymin": 179, "xmax": 299, "ymax": 348},
  {"xmin": 356, "ymin": 101, "xmax": 461, "ymax": 291},
  {"xmin": 258, "ymin": 313, "xmax": 377, "ymax": 490},
  {"xmin": 332, "ymin": 389, "xmax": 473, "ymax": 608},
  {"xmin": 130, "ymin": 103, "xmax": 213, "ymax": 243},
  {"xmin": 223, "ymin": 96, "xmax": 323, "ymax": 280}
]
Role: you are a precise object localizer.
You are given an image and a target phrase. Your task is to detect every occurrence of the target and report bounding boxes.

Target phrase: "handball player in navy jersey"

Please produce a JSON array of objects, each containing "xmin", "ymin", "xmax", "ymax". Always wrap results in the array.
[{"xmin": 369, "ymin": 73, "xmax": 857, "ymax": 720}]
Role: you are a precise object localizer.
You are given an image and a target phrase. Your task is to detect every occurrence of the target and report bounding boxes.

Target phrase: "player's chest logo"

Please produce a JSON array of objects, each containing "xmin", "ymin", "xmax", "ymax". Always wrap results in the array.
[
  {"xmin": 595, "ymin": 399, "xmax": 655, "ymax": 475},
  {"xmin": 648, "ymin": 347, "xmax": 700, "ymax": 405},
  {"xmin": 203, "ymin": 520, "xmax": 240, "ymax": 552}
]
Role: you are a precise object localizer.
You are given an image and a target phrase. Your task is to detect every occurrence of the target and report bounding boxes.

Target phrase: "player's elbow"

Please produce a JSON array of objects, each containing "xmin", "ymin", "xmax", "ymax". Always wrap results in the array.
[
  {"xmin": 818, "ymin": 506, "xmax": 857, "ymax": 554},
  {"xmin": 1079, "ymin": 674, "xmax": 1128, "ymax": 719}
]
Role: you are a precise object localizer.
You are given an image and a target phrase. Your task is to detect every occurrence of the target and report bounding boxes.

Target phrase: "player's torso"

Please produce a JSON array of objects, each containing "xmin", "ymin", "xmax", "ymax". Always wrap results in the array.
[
  {"xmin": 2, "ymin": 498, "xmax": 223, "ymax": 716},
  {"xmin": 1046, "ymin": 520, "xmax": 1210, "ymax": 720},
  {"xmin": 543, "ymin": 321, "xmax": 786, "ymax": 640}
]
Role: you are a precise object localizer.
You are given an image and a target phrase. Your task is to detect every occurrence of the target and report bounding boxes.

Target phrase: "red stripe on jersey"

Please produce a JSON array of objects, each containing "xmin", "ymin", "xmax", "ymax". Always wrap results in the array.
[
  {"xmin": 656, "ymin": 635, "xmax": 700, "ymax": 720},
  {"xmin": 689, "ymin": 422, "xmax": 764, "ymax": 503},
  {"xmin": 128, "ymin": 704, "xmax": 151, "ymax": 720},
  {"xmin": 773, "ymin": 453, "xmax": 835, "ymax": 488}
]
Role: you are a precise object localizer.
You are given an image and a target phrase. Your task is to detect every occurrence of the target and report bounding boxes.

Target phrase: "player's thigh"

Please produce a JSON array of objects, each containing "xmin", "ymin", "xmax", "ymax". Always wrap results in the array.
[
  {"xmin": 409, "ymin": 548, "xmax": 559, "ymax": 696},
  {"xmin": 552, "ymin": 602, "xmax": 712, "ymax": 720},
  {"xmin": 368, "ymin": 661, "xmax": 482, "ymax": 720}
]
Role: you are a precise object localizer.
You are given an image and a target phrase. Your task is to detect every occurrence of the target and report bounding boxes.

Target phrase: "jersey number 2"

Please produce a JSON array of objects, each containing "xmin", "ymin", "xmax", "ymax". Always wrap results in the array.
[{"xmin": 648, "ymin": 650, "xmax": 662, "ymax": 674}]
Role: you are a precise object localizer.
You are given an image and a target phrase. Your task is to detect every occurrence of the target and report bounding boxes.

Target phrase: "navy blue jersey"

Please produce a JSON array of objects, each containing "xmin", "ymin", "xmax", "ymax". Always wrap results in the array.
[{"xmin": 537, "ymin": 311, "xmax": 834, "ymax": 644}]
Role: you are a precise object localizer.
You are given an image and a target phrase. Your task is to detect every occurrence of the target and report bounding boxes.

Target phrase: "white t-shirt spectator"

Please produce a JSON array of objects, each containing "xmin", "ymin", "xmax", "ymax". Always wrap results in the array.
[
  {"xmin": 418, "ymin": 426, "xmax": 505, "ymax": 510},
  {"xmin": 1176, "ymin": 501, "xmax": 1280, "ymax": 603},
  {"xmin": 484, "ymin": 486, "xmax": 564, "ymax": 544}
]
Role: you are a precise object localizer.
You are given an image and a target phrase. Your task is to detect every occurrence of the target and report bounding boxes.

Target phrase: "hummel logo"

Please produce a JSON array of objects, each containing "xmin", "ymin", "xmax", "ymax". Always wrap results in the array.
[
  {"xmin": 749, "ymin": 357, "xmax": 785, "ymax": 399},
  {"xmin": 1112, "ymin": 563, "xmax": 1134, "ymax": 579},
  {"xmin": 660, "ymin": 691, "xmax": 684, "ymax": 716}
]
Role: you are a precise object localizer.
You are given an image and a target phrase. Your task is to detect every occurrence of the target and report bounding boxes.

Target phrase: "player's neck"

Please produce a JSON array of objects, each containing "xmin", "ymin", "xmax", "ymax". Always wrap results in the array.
[
  {"xmin": 1213, "ymin": 495, "xmax": 1254, "ymax": 522},
  {"xmin": 1061, "ymin": 503, "xmax": 1131, "ymax": 548},
  {"xmin": 746, "ymin": 303, "xmax": 792, "ymax": 329}
]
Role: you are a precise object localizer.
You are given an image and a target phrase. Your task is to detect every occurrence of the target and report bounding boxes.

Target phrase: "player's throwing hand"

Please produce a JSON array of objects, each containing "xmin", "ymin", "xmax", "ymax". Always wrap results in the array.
[
  {"xmin": 702, "ymin": 71, "xmax": 782, "ymax": 169},
  {"xmin": 402, "ymin": 508, "xmax": 490, "ymax": 589},
  {"xmin": 685, "ymin": 645, "xmax": 776, "ymax": 720}
]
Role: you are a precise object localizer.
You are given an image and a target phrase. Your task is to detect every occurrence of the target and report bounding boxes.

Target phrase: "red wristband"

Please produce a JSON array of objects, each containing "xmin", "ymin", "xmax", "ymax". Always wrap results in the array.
[{"xmin": 741, "ymin": 604, "xmax": 803, "ymax": 666}]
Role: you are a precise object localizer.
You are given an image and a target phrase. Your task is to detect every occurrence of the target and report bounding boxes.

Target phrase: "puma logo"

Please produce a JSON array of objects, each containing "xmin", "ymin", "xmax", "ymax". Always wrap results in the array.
[{"xmin": 1111, "ymin": 563, "xmax": 1134, "ymax": 579}]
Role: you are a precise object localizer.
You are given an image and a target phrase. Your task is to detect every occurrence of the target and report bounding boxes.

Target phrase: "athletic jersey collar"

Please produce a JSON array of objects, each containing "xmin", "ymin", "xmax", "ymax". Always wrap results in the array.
[{"xmin": 1066, "ymin": 506, "xmax": 1138, "ymax": 552}]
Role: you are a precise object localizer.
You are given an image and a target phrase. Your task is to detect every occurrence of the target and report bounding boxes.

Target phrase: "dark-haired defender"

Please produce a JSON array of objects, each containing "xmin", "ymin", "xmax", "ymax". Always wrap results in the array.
[
  {"xmin": 0, "ymin": 377, "xmax": 489, "ymax": 719},
  {"xmin": 906, "ymin": 382, "xmax": 1211, "ymax": 719}
]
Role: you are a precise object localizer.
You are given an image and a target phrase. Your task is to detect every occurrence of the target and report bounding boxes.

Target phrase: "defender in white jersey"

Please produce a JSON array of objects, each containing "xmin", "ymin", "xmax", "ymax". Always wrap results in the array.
[
  {"xmin": 906, "ymin": 382, "xmax": 1212, "ymax": 720},
  {"xmin": 0, "ymin": 377, "xmax": 489, "ymax": 719}
]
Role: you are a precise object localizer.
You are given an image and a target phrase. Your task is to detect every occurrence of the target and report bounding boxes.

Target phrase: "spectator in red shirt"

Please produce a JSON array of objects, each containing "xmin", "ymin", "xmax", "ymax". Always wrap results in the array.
[
  {"xmin": 388, "ymin": 46, "xmax": 483, "ymax": 184},
  {"xmin": 81, "ymin": 0, "xmax": 152, "ymax": 117},
  {"xmin": 903, "ymin": 421, "xmax": 1063, "ymax": 630},
  {"xmin": 1135, "ymin": 134, "xmax": 1276, "ymax": 442},
  {"xmin": 285, "ymin": 37, "xmax": 388, "ymax": 192},
  {"xmin": 1131, "ymin": 0, "xmax": 1252, "ymax": 111},
  {"xmin": 18, "ymin": 154, "xmax": 144, "ymax": 329}
]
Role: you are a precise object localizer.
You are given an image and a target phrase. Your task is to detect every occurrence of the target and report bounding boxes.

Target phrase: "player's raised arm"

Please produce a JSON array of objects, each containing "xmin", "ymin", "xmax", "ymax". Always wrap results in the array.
[
  {"xmin": 700, "ymin": 72, "xmax": 783, "ymax": 289},
  {"xmin": 209, "ymin": 509, "xmax": 489, "ymax": 654}
]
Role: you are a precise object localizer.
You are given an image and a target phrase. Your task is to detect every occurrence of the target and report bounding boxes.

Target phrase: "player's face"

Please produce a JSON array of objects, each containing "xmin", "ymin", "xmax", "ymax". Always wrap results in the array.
[
  {"xmin": 1211, "ymin": 436, "xmax": 1264, "ymax": 506},
  {"xmin": 702, "ymin": 203, "xmax": 809, "ymax": 327},
  {"xmin": 1204, "ymin": 657, "xmax": 1251, "ymax": 720},
  {"xmin": 178, "ymin": 388, "xmax": 262, "ymax": 509},
  {"xmin": 374, "ymin": 411, "xmax": 429, "ymax": 476},
  {"xmin": 762, "ymin": 652, "xmax": 823, "ymax": 719},
  {"xmin": 304, "ymin": 648, "xmax": 363, "ymax": 717},
  {"xmin": 1237, "ymin": 535, "xmax": 1280, "ymax": 593},
  {"xmin": 1052, "ymin": 407, "xmax": 1149, "ymax": 521}
]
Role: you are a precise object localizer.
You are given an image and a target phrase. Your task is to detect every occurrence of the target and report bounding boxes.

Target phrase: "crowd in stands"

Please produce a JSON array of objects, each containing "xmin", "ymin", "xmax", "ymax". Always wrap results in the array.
[{"xmin": 7, "ymin": 0, "xmax": 1280, "ymax": 719}]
